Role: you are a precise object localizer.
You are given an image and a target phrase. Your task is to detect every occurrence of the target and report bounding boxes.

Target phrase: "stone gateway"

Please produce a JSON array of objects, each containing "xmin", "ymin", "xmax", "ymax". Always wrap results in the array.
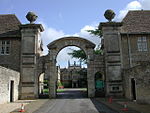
[{"xmin": 0, "ymin": 10, "xmax": 150, "ymax": 104}]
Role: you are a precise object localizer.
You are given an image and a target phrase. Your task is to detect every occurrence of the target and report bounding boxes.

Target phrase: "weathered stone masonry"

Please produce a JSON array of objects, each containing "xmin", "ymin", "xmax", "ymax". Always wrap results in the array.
[{"xmin": 0, "ymin": 66, "xmax": 20, "ymax": 104}]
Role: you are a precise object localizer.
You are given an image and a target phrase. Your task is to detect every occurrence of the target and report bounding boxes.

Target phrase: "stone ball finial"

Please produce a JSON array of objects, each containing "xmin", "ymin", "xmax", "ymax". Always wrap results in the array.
[
  {"xmin": 104, "ymin": 9, "xmax": 115, "ymax": 22},
  {"xmin": 26, "ymin": 12, "xmax": 38, "ymax": 24}
]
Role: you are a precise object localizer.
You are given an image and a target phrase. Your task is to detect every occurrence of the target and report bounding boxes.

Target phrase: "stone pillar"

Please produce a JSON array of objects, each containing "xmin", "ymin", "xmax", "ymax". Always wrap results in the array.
[
  {"xmin": 99, "ymin": 22, "xmax": 123, "ymax": 97},
  {"xmin": 48, "ymin": 53, "xmax": 57, "ymax": 98},
  {"xmin": 20, "ymin": 24, "xmax": 44, "ymax": 99},
  {"xmin": 87, "ymin": 49, "xmax": 95, "ymax": 97}
]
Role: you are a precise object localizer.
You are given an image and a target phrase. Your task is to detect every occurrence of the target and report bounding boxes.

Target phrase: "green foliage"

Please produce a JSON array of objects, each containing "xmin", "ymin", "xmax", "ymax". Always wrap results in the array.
[
  {"xmin": 57, "ymin": 81, "xmax": 63, "ymax": 87},
  {"xmin": 68, "ymin": 49, "xmax": 87, "ymax": 62},
  {"xmin": 94, "ymin": 49, "xmax": 103, "ymax": 55},
  {"xmin": 44, "ymin": 79, "xmax": 48, "ymax": 83},
  {"xmin": 87, "ymin": 29, "xmax": 102, "ymax": 37},
  {"xmin": 68, "ymin": 49, "xmax": 102, "ymax": 63},
  {"xmin": 43, "ymin": 89, "xmax": 49, "ymax": 93},
  {"xmin": 68, "ymin": 27, "xmax": 103, "ymax": 63},
  {"xmin": 57, "ymin": 89, "xmax": 65, "ymax": 92},
  {"xmin": 44, "ymin": 79, "xmax": 49, "ymax": 88}
]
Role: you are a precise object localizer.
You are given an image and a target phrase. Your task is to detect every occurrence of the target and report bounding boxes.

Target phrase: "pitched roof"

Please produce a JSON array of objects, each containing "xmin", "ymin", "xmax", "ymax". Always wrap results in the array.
[
  {"xmin": 0, "ymin": 14, "xmax": 21, "ymax": 37},
  {"xmin": 121, "ymin": 10, "xmax": 150, "ymax": 34}
]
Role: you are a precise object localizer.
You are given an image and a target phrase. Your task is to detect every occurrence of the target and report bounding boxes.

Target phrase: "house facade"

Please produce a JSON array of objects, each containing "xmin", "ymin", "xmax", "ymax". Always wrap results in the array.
[
  {"xmin": 99, "ymin": 10, "xmax": 150, "ymax": 103},
  {"xmin": 121, "ymin": 11, "xmax": 150, "ymax": 104}
]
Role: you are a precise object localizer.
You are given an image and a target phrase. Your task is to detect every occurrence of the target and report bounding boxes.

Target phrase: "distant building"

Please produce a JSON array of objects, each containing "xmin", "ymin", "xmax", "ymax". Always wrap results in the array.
[{"xmin": 60, "ymin": 61, "xmax": 87, "ymax": 88}]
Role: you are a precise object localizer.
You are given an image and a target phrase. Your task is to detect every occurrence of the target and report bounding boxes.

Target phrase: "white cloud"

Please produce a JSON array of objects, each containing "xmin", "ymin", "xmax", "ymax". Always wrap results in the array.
[
  {"xmin": 39, "ymin": 22, "xmax": 100, "ymax": 68},
  {"xmin": 117, "ymin": 1, "xmax": 142, "ymax": 21},
  {"xmin": 116, "ymin": 0, "xmax": 150, "ymax": 21},
  {"xmin": 38, "ymin": 0, "xmax": 150, "ymax": 68},
  {"xmin": 73, "ymin": 24, "xmax": 100, "ymax": 47},
  {"xmin": 39, "ymin": 22, "xmax": 65, "ymax": 55}
]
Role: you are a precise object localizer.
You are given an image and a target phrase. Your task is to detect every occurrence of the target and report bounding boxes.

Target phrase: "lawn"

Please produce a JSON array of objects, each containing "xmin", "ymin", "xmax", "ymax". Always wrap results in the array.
[
  {"xmin": 57, "ymin": 88, "xmax": 66, "ymax": 92},
  {"xmin": 43, "ymin": 88, "xmax": 87, "ymax": 93}
]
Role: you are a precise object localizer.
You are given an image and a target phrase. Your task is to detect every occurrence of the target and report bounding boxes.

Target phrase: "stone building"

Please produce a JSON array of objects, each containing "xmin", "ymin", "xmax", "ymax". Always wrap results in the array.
[
  {"xmin": 120, "ymin": 11, "xmax": 150, "ymax": 104},
  {"xmin": 0, "ymin": 14, "xmax": 43, "ymax": 101},
  {"xmin": 60, "ymin": 61, "xmax": 87, "ymax": 88},
  {"xmin": 0, "ymin": 10, "xmax": 150, "ymax": 104},
  {"xmin": 99, "ymin": 10, "xmax": 150, "ymax": 103},
  {"xmin": 0, "ymin": 14, "xmax": 21, "ymax": 72},
  {"xmin": 0, "ymin": 14, "xmax": 21, "ymax": 104},
  {"xmin": 0, "ymin": 66, "xmax": 20, "ymax": 104}
]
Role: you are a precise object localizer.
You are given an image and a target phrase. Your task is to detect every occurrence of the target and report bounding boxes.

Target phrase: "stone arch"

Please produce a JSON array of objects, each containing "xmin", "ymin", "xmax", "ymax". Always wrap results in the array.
[
  {"xmin": 47, "ymin": 36, "xmax": 95, "ymax": 57},
  {"xmin": 46, "ymin": 36, "xmax": 96, "ymax": 98}
]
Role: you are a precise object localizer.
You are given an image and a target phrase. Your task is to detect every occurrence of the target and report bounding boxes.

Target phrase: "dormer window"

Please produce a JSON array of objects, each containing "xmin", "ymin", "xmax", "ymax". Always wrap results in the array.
[
  {"xmin": 0, "ymin": 40, "xmax": 10, "ymax": 55},
  {"xmin": 137, "ymin": 37, "xmax": 147, "ymax": 51}
]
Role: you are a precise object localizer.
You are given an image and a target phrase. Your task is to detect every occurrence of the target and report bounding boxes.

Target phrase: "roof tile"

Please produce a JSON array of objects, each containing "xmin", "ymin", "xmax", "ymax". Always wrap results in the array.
[
  {"xmin": 0, "ymin": 14, "xmax": 21, "ymax": 37},
  {"xmin": 121, "ymin": 10, "xmax": 150, "ymax": 34}
]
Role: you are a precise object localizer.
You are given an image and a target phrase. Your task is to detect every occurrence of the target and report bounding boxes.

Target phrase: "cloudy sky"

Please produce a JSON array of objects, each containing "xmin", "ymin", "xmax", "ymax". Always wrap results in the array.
[{"xmin": 0, "ymin": 0, "xmax": 150, "ymax": 67}]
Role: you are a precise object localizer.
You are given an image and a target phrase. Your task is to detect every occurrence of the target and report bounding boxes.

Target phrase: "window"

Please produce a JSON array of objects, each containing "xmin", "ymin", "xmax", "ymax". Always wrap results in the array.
[
  {"xmin": 0, "ymin": 40, "xmax": 10, "ymax": 55},
  {"xmin": 137, "ymin": 37, "xmax": 148, "ymax": 51}
]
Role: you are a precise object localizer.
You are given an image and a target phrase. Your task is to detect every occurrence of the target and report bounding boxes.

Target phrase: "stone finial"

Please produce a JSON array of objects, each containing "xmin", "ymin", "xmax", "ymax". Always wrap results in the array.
[
  {"xmin": 26, "ymin": 12, "xmax": 38, "ymax": 24},
  {"xmin": 104, "ymin": 9, "xmax": 115, "ymax": 22}
]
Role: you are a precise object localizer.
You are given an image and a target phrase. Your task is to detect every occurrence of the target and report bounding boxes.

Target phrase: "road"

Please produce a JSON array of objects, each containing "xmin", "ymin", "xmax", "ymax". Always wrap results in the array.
[{"xmin": 33, "ymin": 88, "xmax": 118, "ymax": 113}]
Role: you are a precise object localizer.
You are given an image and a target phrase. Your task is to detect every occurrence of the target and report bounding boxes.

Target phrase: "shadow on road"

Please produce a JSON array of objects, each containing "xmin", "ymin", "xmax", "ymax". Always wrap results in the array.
[
  {"xmin": 91, "ymin": 98, "xmax": 119, "ymax": 113},
  {"xmin": 57, "ymin": 88, "xmax": 88, "ymax": 99}
]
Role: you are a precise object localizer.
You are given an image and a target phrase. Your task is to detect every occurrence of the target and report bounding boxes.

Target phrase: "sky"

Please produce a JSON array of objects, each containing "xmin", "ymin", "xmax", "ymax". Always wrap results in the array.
[{"xmin": 0, "ymin": 0, "xmax": 150, "ymax": 67}]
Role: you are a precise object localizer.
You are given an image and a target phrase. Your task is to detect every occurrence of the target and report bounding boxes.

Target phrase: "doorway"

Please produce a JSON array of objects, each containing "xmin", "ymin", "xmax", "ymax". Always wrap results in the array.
[
  {"xmin": 10, "ymin": 80, "xmax": 14, "ymax": 102},
  {"xmin": 131, "ymin": 78, "xmax": 136, "ymax": 100},
  {"xmin": 95, "ymin": 72, "xmax": 105, "ymax": 97}
]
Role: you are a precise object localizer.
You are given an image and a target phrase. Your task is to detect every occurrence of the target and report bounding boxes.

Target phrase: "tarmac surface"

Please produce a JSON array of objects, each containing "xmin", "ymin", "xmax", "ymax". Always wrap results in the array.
[
  {"xmin": 0, "ymin": 88, "xmax": 149, "ymax": 113},
  {"xmin": 33, "ymin": 89, "xmax": 118, "ymax": 113}
]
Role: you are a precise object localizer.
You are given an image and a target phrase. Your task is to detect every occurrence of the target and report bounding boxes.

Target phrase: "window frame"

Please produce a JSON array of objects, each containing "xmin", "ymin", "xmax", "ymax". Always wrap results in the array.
[
  {"xmin": 137, "ymin": 37, "xmax": 148, "ymax": 52},
  {"xmin": 0, "ymin": 40, "xmax": 11, "ymax": 55}
]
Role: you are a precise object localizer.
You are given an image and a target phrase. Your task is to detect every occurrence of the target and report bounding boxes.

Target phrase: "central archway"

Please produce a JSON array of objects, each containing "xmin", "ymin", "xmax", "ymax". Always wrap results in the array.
[{"xmin": 45, "ymin": 36, "xmax": 96, "ymax": 98}]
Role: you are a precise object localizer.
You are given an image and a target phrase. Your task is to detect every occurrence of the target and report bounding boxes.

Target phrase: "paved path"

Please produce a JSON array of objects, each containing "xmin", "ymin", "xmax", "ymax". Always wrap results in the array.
[
  {"xmin": 33, "ymin": 88, "xmax": 118, "ymax": 113},
  {"xmin": 0, "ymin": 100, "xmax": 33, "ymax": 113},
  {"xmin": 10, "ymin": 88, "xmax": 146, "ymax": 113}
]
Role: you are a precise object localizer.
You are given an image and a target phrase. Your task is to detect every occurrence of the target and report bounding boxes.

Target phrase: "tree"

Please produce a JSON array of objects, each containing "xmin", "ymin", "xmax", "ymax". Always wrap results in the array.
[
  {"xmin": 68, "ymin": 49, "xmax": 87, "ymax": 62},
  {"xmin": 68, "ymin": 27, "xmax": 103, "ymax": 63},
  {"xmin": 87, "ymin": 29, "xmax": 102, "ymax": 37},
  {"xmin": 68, "ymin": 48, "xmax": 102, "ymax": 64}
]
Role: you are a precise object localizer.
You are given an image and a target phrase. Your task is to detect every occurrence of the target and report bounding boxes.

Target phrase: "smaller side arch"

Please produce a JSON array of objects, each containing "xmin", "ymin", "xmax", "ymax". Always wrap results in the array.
[{"xmin": 95, "ymin": 71, "xmax": 105, "ymax": 97}]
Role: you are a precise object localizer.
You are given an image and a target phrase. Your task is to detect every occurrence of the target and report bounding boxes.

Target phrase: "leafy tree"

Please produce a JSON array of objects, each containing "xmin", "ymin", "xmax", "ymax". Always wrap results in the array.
[
  {"xmin": 68, "ymin": 27, "xmax": 103, "ymax": 63},
  {"xmin": 87, "ymin": 29, "xmax": 102, "ymax": 37},
  {"xmin": 94, "ymin": 49, "xmax": 103, "ymax": 55},
  {"xmin": 68, "ymin": 49, "xmax": 87, "ymax": 62},
  {"xmin": 68, "ymin": 49, "xmax": 102, "ymax": 64}
]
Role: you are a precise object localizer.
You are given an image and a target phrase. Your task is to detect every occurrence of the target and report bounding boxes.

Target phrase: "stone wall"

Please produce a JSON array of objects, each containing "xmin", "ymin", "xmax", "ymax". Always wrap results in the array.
[
  {"xmin": 121, "ymin": 34, "xmax": 150, "ymax": 68},
  {"xmin": 93, "ymin": 54, "xmax": 104, "ymax": 74},
  {"xmin": 123, "ymin": 62, "xmax": 150, "ymax": 104},
  {"xmin": 0, "ymin": 38, "xmax": 21, "ymax": 72},
  {"xmin": 0, "ymin": 66, "xmax": 20, "ymax": 104}
]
